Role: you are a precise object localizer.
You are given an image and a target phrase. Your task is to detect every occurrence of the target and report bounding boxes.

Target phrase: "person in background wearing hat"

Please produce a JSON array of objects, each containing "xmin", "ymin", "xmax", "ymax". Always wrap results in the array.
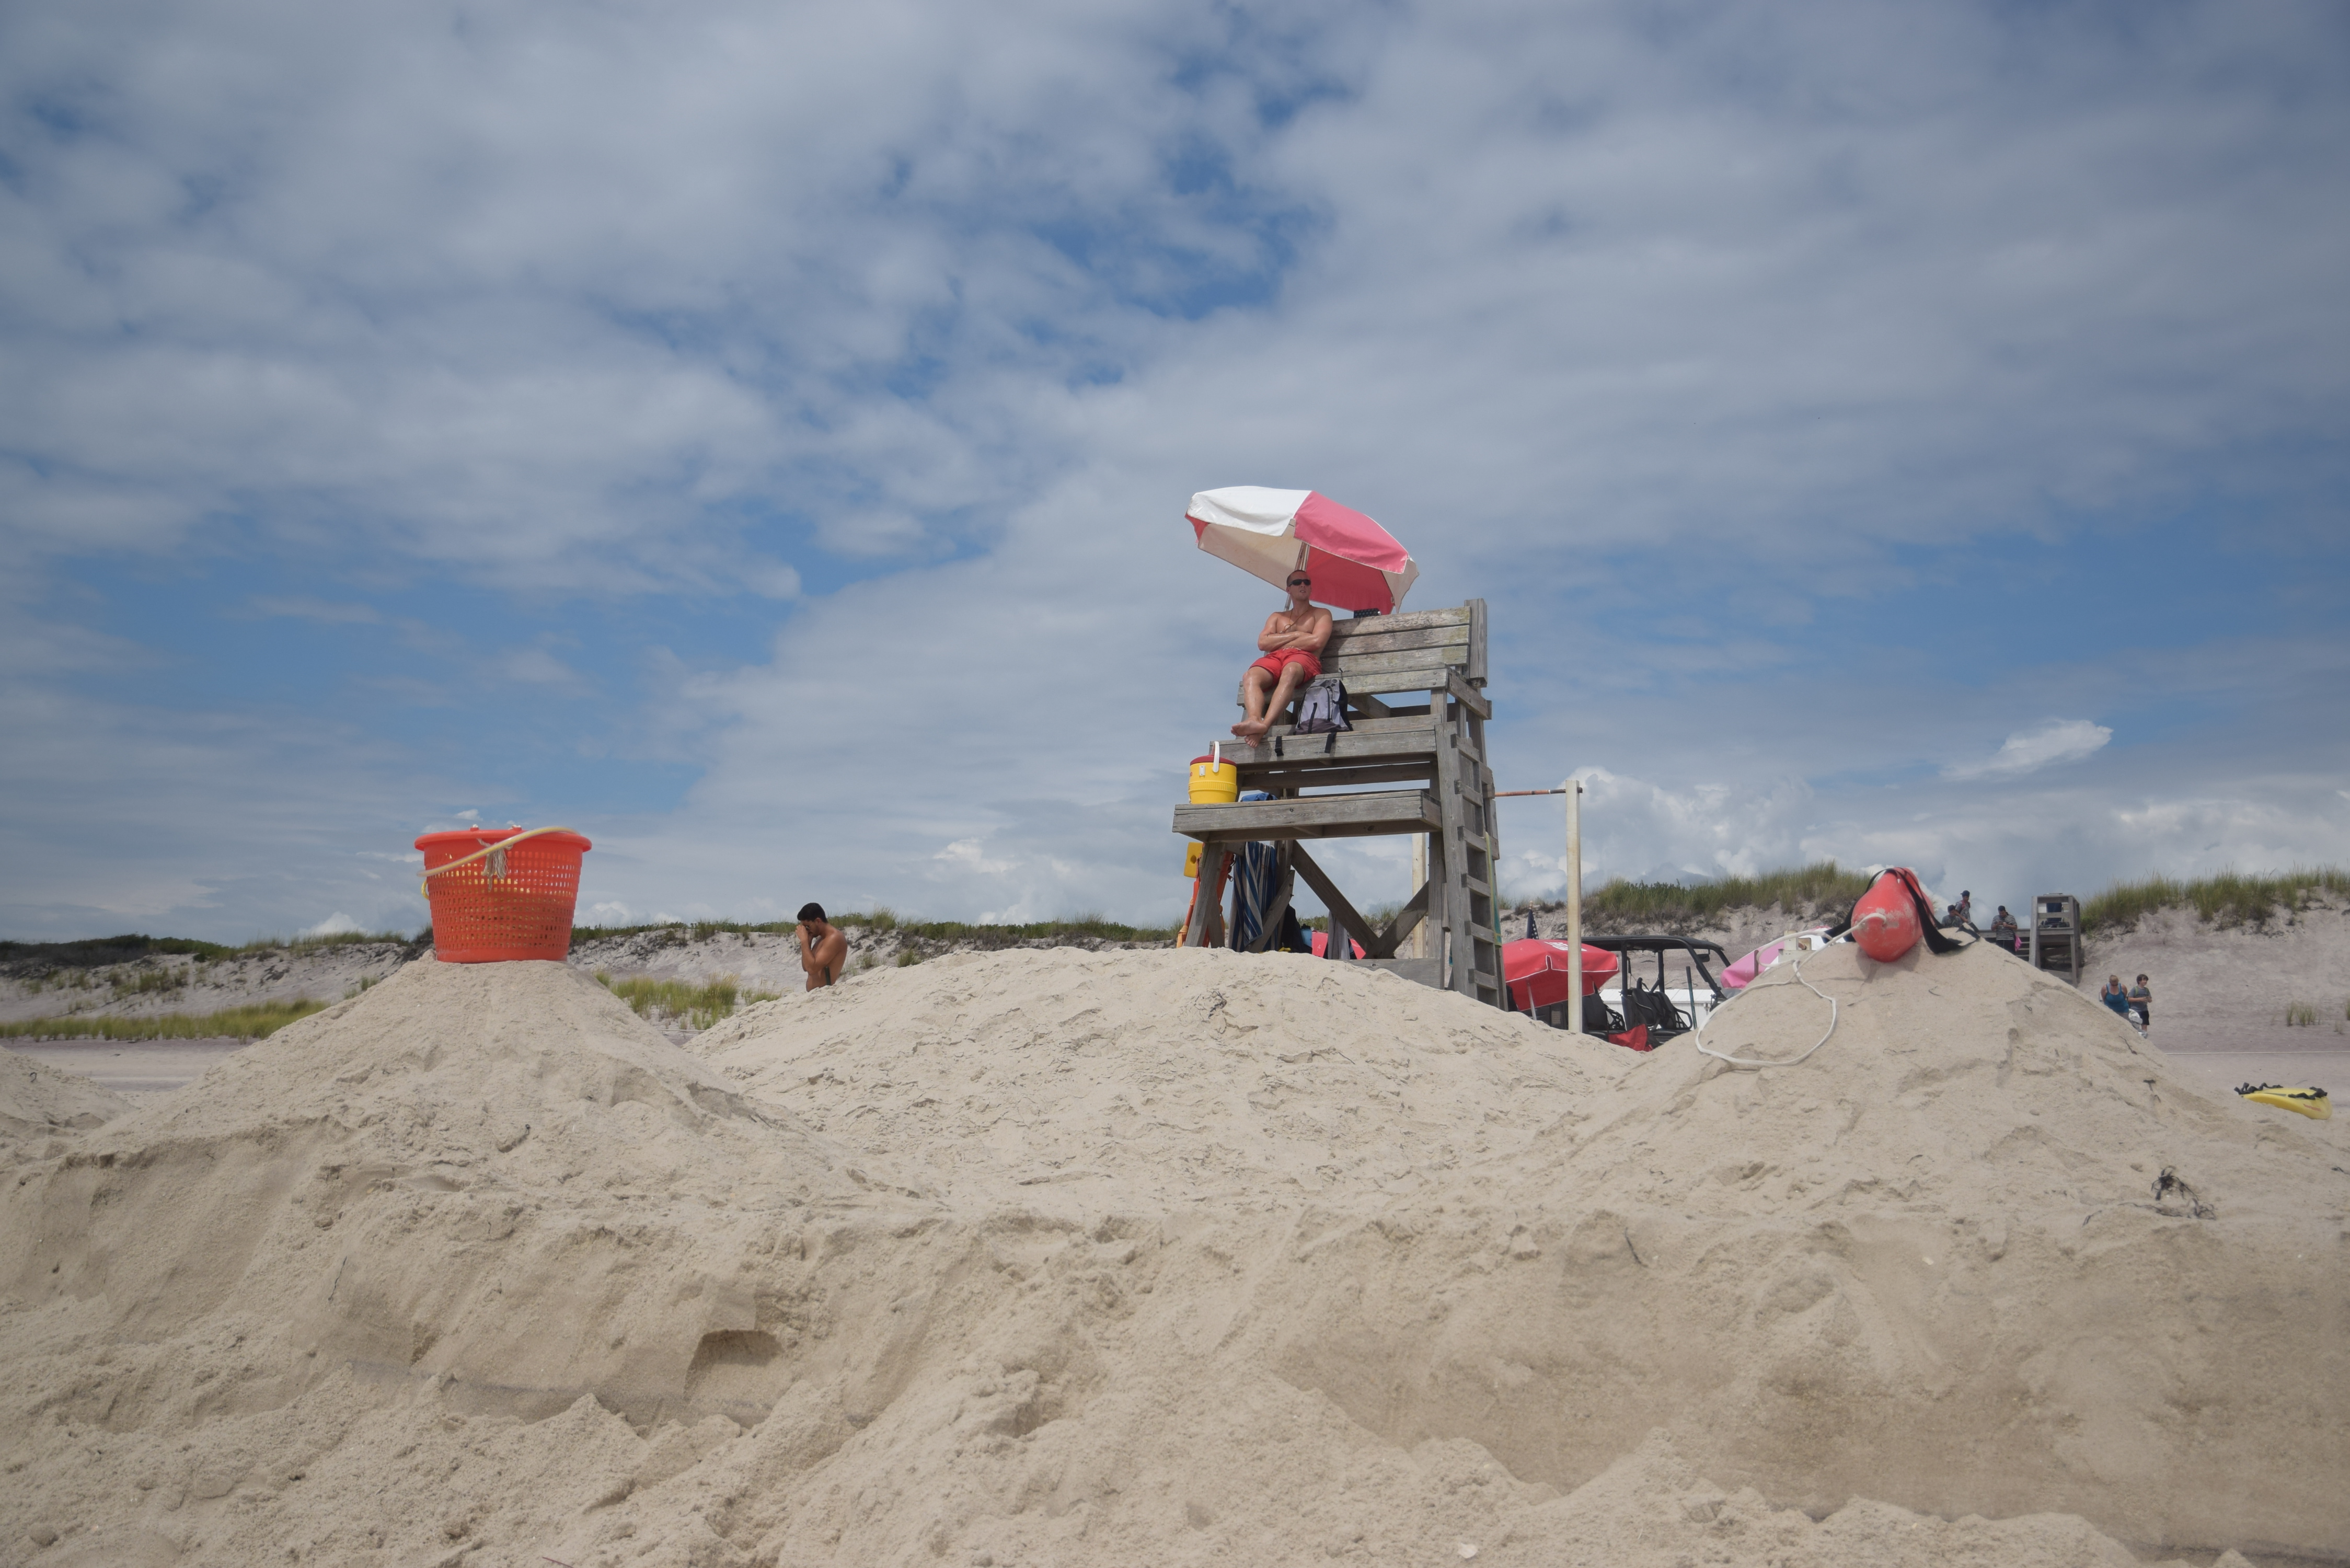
[{"xmin": 797, "ymin": 902, "xmax": 849, "ymax": 990}]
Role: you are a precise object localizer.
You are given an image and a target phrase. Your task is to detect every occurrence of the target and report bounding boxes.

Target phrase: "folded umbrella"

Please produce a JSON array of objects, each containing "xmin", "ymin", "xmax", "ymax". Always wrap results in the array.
[{"xmin": 1187, "ymin": 486, "xmax": 1420, "ymax": 614}]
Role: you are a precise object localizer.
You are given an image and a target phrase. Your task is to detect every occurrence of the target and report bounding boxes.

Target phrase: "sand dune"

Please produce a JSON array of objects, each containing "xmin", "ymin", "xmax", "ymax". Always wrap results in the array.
[{"xmin": 0, "ymin": 942, "xmax": 2341, "ymax": 1566}]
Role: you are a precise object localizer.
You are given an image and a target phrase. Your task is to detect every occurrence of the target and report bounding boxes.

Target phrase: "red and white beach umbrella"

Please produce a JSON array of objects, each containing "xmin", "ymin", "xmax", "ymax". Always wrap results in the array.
[{"xmin": 1186, "ymin": 487, "xmax": 1421, "ymax": 614}]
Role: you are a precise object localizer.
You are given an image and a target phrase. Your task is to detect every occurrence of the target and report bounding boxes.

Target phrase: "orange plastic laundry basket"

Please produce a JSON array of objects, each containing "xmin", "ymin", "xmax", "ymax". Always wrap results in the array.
[{"xmin": 415, "ymin": 827, "xmax": 592, "ymax": 963}]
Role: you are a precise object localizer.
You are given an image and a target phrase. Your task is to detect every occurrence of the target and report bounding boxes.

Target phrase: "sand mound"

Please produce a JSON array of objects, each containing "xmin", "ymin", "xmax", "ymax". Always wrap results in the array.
[
  {"xmin": 1234, "ymin": 942, "xmax": 2349, "ymax": 1555},
  {"xmin": 692, "ymin": 946, "xmax": 1611, "ymax": 1212},
  {"xmin": 0, "ymin": 1048, "xmax": 132, "ymax": 1151},
  {"xmin": 1, "ymin": 945, "xmax": 2340, "ymax": 1565}
]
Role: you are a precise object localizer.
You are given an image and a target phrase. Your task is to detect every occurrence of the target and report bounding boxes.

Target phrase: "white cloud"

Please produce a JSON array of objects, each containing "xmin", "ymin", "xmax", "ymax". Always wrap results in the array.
[
  {"xmin": 934, "ymin": 839, "xmax": 1016, "ymax": 877},
  {"xmin": 498, "ymin": 646, "xmax": 591, "ymax": 691},
  {"xmin": 2, "ymin": 1, "xmax": 2346, "ymax": 941},
  {"xmin": 303, "ymin": 912, "xmax": 364, "ymax": 936},
  {"xmin": 1944, "ymin": 719, "xmax": 2113, "ymax": 781},
  {"xmin": 1495, "ymin": 769, "xmax": 1820, "ymax": 901}
]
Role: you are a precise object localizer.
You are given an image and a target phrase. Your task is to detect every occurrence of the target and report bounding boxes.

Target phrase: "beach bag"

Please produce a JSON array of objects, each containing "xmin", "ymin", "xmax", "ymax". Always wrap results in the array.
[{"xmin": 1276, "ymin": 677, "xmax": 1350, "ymax": 756}]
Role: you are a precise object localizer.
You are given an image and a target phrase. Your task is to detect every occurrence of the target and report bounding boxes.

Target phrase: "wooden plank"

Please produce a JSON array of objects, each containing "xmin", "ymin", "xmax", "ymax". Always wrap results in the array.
[
  {"xmin": 1445, "ymin": 667, "xmax": 1492, "ymax": 721},
  {"xmin": 1426, "ymin": 827, "xmax": 1451, "ymax": 987},
  {"xmin": 1323, "ymin": 606, "xmax": 1469, "ymax": 637},
  {"xmin": 1235, "ymin": 762, "xmax": 1435, "ymax": 793},
  {"xmin": 1360, "ymin": 958, "xmax": 1441, "ymax": 989},
  {"xmin": 1174, "ymin": 790, "xmax": 1439, "ymax": 843},
  {"xmin": 1228, "ymin": 725, "xmax": 1441, "ymax": 765},
  {"xmin": 1228, "ymin": 712, "xmax": 1431, "ymax": 740},
  {"xmin": 1432, "ymin": 728, "xmax": 1461, "ymax": 994},
  {"xmin": 1318, "ymin": 624, "xmax": 1469, "ymax": 658},
  {"xmin": 1370, "ymin": 882, "xmax": 1431, "ymax": 960},
  {"xmin": 1289, "ymin": 843, "xmax": 1373, "ymax": 952},
  {"xmin": 1331, "ymin": 667, "xmax": 1463, "ymax": 699},
  {"xmin": 1433, "ymin": 701, "xmax": 1481, "ymax": 1000},
  {"xmin": 1467, "ymin": 597, "xmax": 1488, "ymax": 685},
  {"xmin": 1182, "ymin": 848, "xmax": 1231, "ymax": 947},
  {"xmin": 1323, "ymin": 648, "xmax": 1469, "ymax": 679}
]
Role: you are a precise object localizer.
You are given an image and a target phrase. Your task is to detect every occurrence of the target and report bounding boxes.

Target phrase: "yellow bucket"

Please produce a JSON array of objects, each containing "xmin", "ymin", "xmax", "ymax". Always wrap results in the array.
[{"xmin": 1189, "ymin": 754, "xmax": 1238, "ymax": 804}]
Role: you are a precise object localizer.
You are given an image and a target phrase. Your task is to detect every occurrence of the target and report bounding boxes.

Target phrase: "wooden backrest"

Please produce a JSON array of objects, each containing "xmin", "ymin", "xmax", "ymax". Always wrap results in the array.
[{"xmin": 1317, "ymin": 599, "xmax": 1486, "ymax": 699}]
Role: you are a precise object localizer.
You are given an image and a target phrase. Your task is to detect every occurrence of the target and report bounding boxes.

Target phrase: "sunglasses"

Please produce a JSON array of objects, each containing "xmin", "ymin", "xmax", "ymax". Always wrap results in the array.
[{"xmin": 1287, "ymin": 578, "xmax": 1311, "ymax": 587}]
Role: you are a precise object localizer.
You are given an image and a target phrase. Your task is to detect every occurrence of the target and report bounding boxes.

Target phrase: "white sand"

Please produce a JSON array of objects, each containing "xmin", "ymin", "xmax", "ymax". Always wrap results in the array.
[
  {"xmin": 0, "ymin": 1047, "xmax": 131, "ymax": 1153},
  {"xmin": 1, "ymin": 944, "xmax": 2342, "ymax": 1566},
  {"xmin": 692, "ymin": 948, "xmax": 1606, "ymax": 1213},
  {"xmin": 2, "ymin": 1040, "xmax": 254, "ymax": 1100}
]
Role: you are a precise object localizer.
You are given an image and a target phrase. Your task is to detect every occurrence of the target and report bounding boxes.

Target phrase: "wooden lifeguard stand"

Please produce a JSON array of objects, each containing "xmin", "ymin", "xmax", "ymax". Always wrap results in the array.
[
  {"xmin": 2029, "ymin": 893, "xmax": 2083, "ymax": 984},
  {"xmin": 1173, "ymin": 600, "xmax": 1502, "ymax": 1006}
]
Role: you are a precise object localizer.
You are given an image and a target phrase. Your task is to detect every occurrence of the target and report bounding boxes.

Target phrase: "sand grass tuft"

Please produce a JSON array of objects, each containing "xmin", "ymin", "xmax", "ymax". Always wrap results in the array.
[
  {"xmin": 594, "ymin": 973, "xmax": 780, "ymax": 1030},
  {"xmin": 571, "ymin": 913, "xmax": 1181, "ymax": 948},
  {"xmin": 1, "ymin": 1000, "xmax": 329, "ymax": 1041},
  {"xmin": 1564, "ymin": 862, "xmax": 1873, "ymax": 926},
  {"xmin": 2081, "ymin": 867, "xmax": 2349, "ymax": 932}
]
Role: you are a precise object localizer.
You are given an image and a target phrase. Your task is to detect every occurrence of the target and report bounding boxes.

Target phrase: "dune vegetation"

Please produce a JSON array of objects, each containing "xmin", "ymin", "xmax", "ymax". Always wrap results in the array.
[
  {"xmin": 2080, "ymin": 866, "xmax": 2348, "ymax": 931},
  {"xmin": 593, "ymin": 973, "xmax": 781, "ymax": 1030},
  {"xmin": 0, "ymin": 1000, "xmax": 330, "ymax": 1041}
]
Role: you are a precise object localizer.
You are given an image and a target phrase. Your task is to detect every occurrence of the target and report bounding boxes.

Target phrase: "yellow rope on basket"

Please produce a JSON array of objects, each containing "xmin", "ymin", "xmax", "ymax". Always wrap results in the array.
[{"xmin": 418, "ymin": 827, "xmax": 579, "ymax": 898}]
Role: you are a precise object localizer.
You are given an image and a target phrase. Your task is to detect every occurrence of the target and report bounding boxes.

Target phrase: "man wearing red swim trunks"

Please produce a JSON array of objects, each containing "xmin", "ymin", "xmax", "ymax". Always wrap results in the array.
[{"xmin": 1233, "ymin": 570, "xmax": 1333, "ymax": 740}]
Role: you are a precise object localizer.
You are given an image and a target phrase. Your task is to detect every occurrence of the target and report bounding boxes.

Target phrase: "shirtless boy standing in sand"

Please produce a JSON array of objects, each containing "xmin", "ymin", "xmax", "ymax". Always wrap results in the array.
[
  {"xmin": 797, "ymin": 903, "xmax": 848, "ymax": 990},
  {"xmin": 1233, "ymin": 571, "xmax": 1333, "ymax": 741}
]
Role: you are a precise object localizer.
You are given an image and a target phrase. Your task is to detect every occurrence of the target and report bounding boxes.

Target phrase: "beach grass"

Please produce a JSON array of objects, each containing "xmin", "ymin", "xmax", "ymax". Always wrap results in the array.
[
  {"xmin": 1560, "ymin": 862, "xmax": 1873, "ymax": 925},
  {"xmin": 0, "ymin": 933, "xmax": 237, "ymax": 969},
  {"xmin": 2081, "ymin": 867, "xmax": 2349, "ymax": 932},
  {"xmin": 594, "ymin": 973, "xmax": 781, "ymax": 1030},
  {"xmin": 571, "ymin": 913, "xmax": 1182, "ymax": 947},
  {"xmin": 0, "ymin": 1000, "xmax": 330, "ymax": 1041},
  {"xmin": 234, "ymin": 929, "xmax": 420, "ymax": 954}
]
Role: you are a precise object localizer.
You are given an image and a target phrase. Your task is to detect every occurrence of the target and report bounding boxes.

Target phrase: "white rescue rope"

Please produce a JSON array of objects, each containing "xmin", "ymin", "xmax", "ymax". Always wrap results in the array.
[
  {"xmin": 1692, "ymin": 942, "xmax": 1841, "ymax": 1069},
  {"xmin": 417, "ymin": 826, "xmax": 578, "ymax": 898}
]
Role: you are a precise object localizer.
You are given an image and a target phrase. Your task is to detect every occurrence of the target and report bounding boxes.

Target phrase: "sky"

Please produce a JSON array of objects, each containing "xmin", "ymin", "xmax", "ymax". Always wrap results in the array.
[{"xmin": 4, "ymin": 0, "xmax": 2347, "ymax": 943}]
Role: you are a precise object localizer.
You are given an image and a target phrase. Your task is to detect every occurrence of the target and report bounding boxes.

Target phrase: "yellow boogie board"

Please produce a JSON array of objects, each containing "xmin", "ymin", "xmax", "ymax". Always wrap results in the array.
[{"xmin": 2236, "ymin": 1083, "xmax": 2332, "ymax": 1120}]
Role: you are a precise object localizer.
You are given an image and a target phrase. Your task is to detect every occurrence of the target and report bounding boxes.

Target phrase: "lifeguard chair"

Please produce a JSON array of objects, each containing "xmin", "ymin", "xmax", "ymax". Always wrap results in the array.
[
  {"xmin": 2030, "ymin": 893, "xmax": 2083, "ymax": 983},
  {"xmin": 1173, "ymin": 599, "xmax": 1501, "ymax": 1006}
]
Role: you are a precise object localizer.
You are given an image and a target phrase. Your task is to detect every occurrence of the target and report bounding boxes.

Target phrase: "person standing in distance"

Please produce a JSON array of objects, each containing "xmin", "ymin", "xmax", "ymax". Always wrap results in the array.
[
  {"xmin": 2099, "ymin": 973, "xmax": 2130, "ymax": 1017},
  {"xmin": 797, "ymin": 903, "xmax": 849, "ymax": 990}
]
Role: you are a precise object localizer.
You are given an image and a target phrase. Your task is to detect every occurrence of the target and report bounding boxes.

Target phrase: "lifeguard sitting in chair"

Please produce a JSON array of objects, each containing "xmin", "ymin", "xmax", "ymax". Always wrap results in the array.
[{"xmin": 1233, "ymin": 570, "xmax": 1331, "ymax": 741}]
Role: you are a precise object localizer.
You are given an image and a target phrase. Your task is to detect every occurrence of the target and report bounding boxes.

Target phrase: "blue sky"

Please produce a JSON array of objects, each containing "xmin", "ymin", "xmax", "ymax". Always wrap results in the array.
[{"xmin": 4, "ymin": 0, "xmax": 2347, "ymax": 942}]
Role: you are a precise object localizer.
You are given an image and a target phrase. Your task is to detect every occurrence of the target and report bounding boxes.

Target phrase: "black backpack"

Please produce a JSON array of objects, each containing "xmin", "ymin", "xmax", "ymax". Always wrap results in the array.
[{"xmin": 1277, "ymin": 676, "xmax": 1350, "ymax": 756}]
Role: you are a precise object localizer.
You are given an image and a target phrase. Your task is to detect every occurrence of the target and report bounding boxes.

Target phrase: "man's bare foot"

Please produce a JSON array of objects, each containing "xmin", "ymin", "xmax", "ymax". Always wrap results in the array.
[{"xmin": 1233, "ymin": 718, "xmax": 1271, "ymax": 740}]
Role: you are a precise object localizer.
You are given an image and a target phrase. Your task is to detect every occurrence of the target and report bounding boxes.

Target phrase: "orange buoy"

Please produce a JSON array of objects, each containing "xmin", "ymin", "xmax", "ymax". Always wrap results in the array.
[{"xmin": 1851, "ymin": 869, "xmax": 1921, "ymax": 962}]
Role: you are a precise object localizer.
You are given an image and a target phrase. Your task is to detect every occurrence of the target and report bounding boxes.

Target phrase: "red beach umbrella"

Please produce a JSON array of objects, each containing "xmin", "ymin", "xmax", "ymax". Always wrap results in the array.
[
  {"xmin": 1186, "ymin": 486, "xmax": 1421, "ymax": 614},
  {"xmin": 1502, "ymin": 938, "xmax": 1620, "ymax": 1012}
]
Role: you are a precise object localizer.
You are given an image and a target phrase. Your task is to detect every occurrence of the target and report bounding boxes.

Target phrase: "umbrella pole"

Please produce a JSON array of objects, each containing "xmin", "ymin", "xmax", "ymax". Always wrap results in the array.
[{"xmin": 1564, "ymin": 777, "xmax": 1583, "ymax": 1034}]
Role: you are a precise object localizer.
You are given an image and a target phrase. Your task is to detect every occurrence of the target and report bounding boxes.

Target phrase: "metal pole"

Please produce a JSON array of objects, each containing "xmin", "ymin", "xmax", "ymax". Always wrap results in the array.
[{"xmin": 1564, "ymin": 777, "xmax": 1583, "ymax": 1035}]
